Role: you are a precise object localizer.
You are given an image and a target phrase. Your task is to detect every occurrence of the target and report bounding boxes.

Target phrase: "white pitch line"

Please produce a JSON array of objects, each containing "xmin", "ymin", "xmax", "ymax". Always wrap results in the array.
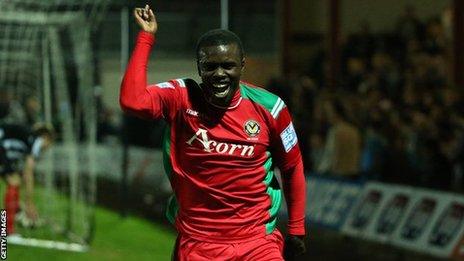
[{"xmin": 7, "ymin": 235, "xmax": 88, "ymax": 252}]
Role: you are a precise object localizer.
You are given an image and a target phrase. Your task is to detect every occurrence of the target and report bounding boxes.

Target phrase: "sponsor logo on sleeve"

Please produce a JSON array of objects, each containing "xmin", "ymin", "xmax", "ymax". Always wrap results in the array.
[{"xmin": 280, "ymin": 122, "xmax": 297, "ymax": 152}]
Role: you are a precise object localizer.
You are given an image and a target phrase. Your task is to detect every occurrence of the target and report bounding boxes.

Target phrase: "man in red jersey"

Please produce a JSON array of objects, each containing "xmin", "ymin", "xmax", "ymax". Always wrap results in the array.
[{"xmin": 120, "ymin": 5, "xmax": 306, "ymax": 260}]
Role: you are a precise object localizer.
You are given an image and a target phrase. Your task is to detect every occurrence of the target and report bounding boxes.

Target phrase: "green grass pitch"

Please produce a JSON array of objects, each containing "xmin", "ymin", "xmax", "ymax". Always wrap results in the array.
[{"xmin": 8, "ymin": 207, "xmax": 177, "ymax": 260}]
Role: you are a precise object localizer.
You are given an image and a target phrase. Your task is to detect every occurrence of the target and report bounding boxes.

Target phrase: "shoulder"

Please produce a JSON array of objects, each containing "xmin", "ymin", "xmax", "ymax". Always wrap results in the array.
[
  {"xmin": 149, "ymin": 78, "xmax": 190, "ymax": 89},
  {"xmin": 150, "ymin": 78, "xmax": 203, "ymax": 109},
  {"xmin": 239, "ymin": 81, "xmax": 286, "ymax": 119},
  {"xmin": 151, "ymin": 78, "xmax": 202, "ymax": 94}
]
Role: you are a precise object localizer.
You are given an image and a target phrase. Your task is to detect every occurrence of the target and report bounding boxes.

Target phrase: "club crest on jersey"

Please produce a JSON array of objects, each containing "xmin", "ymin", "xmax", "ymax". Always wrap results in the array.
[{"xmin": 244, "ymin": 120, "xmax": 260, "ymax": 137}]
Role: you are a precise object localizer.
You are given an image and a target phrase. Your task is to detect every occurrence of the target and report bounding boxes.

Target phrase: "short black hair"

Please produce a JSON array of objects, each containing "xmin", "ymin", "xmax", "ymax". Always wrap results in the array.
[{"xmin": 196, "ymin": 29, "xmax": 244, "ymax": 60}]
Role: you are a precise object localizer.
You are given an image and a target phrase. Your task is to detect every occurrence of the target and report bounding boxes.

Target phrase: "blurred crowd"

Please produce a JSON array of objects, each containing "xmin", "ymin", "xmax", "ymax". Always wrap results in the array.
[
  {"xmin": 0, "ymin": 89, "xmax": 42, "ymax": 126},
  {"xmin": 2, "ymin": 5, "xmax": 462, "ymax": 192},
  {"xmin": 270, "ymin": 6, "xmax": 464, "ymax": 192},
  {"xmin": 0, "ymin": 87, "xmax": 121, "ymax": 144}
]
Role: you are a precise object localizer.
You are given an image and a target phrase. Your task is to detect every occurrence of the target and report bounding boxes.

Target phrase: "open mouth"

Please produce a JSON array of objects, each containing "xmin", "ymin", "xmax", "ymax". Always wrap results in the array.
[{"xmin": 212, "ymin": 82, "xmax": 230, "ymax": 97}]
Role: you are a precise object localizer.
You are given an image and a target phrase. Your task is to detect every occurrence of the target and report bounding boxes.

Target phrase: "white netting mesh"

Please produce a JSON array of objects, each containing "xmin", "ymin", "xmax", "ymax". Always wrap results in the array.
[
  {"xmin": 0, "ymin": 0, "xmax": 109, "ymax": 93},
  {"xmin": 0, "ymin": 0, "xmax": 110, "ymax": 249}
]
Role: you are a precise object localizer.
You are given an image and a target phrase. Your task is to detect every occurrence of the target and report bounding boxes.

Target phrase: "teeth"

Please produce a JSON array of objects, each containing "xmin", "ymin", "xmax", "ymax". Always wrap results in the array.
[{"xmin": 214, "ymin": 83, "xmax": 228, "ymax": 88}]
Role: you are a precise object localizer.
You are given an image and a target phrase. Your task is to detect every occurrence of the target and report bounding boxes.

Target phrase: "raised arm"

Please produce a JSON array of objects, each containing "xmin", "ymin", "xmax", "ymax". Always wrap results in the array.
[{"xmin": 119, "ymin": 5, "xmax": 159, "ymax": 119}]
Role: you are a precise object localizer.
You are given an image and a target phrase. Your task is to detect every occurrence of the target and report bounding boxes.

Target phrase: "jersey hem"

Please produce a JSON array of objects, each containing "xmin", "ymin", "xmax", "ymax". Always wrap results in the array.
[{"xmin": 176, "ymin": 230, "xmax": 272, "ymax": 244}]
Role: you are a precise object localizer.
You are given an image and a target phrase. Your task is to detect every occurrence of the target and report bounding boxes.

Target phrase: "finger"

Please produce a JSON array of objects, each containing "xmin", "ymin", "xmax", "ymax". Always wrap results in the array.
[
  {"xmin": 144, "ymin": 5, "xmax": 149, "ymax": 17},
  {"xmin": 134, "ymin": 12, "xmax": 143, "ymax": 22},
  {"xmin": 141, "ymin": 7, "xmax": 148, "ymax": 19},
  {"xmin": 134, "ymin": 12, "xmax": 145, "ymax": 24},
  {"xmin": 149, "ymin": 9, "xmax": 155, "ymax": 20},
  {"xmin": 134, "ymin": 8, "xmax": 142, "ymax": 19}
]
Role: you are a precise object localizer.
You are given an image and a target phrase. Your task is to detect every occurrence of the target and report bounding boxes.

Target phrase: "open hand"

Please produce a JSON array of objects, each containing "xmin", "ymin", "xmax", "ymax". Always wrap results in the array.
[{"xmin": 134, "ymin": 4, "xmax": 157, "ymax": 34}]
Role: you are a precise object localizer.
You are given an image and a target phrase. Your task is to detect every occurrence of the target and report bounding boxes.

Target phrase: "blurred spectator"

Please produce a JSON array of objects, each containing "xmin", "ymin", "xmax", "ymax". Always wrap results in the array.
[
  {"xmin": 95, "ymin": 86, "xmax": 121, "ymax": 144},
  {"xmin": 395, "ymin": 5, "xmax": 423, "ymax": 42},
  {"xmin": 0, "ymin": 89, "xmax": 26, "ymax": 124},
  {"xmin": 297, "ymin": 6, "xmax": 463, "ymax": 192},
  {"xmin": 289, "ymin": 75, "xmax": 318, "ymax": 167},
  {"xmin": 370, "ymin": 51, "xmax": 401, "ymax": 99},
  {"xmin": 360, "ymin": 108, "xmax": 388, "ymax": 180},
  {"xmin": 317, "ymin": 99, "xmax": 361, "ymax": 179},
  {"xmin": 343, "ymin": 57, "xmax": 367, "ymax": 92},
  {"xmin": 423, "ymin": 18, "xmax": 446, "ymax": 55},
  {"xmin": 23, "ymin": 95, "xmax": 42, "ymax": 126},
  {"xmin": 441, "ymin": 5, "xmax": 453, "ymax": 41},
  {"xmin": 343, "ymin": 21, "xmax": 375, "ymax": 66},
  {"xmin": 97, "ymin": 107, "xmax": 120, "ymax": 144}
]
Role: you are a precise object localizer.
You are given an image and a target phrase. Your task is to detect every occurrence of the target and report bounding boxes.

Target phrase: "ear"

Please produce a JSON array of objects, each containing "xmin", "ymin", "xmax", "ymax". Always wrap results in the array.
[
  {"xmin": 196, "ymin": 51, "xmax": 204, "ymax": 77},
  {"xmin": 241, "ymin": 57, "xmax": 245, "ymax": 74}
]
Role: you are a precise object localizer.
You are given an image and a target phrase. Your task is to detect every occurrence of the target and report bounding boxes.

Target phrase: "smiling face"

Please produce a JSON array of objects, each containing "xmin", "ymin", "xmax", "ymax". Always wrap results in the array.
[{"xmin": 198, "ymin": 43, "xmax": 244, "ymax": 107}]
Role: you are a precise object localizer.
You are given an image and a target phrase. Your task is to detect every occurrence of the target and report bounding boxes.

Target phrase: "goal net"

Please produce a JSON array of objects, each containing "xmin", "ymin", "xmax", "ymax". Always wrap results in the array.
[{"xmin": 0, "ymin": 0, "xmax": 110, "ymax": 251}]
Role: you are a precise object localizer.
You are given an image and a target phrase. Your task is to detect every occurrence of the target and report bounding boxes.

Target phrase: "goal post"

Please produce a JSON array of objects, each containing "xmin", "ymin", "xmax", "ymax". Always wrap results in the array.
[{"xmin": 0, "ymin": 0, "xmax": 110, "ymax": 250}]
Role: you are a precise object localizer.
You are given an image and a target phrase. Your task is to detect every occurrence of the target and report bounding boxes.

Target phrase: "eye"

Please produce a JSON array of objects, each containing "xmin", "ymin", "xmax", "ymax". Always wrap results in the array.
[
  {"xmin": 202, "ymin": 63, "xmax": 217, "ymax": 71},
  {"xmin": 222, "ymin": 62, "xmax": 236, "ymax": 70}
]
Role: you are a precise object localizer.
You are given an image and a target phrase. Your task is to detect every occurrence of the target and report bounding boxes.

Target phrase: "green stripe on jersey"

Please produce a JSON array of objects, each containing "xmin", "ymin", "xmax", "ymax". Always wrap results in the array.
[
  {"xmin": 266, "ymin": 186, "xmax": 282, "ymax": 234},
  {"xmin": 263, "ymin": 151, "xmax": 282, "ymax": 234},
  {"xmin": 270, "ymin": 98, "xmax": 285, "ymax": 119},
  {"xmin": 162, "ymin": 125, "xmax": 178, "ymax": 224},
  {"xmin": 263, "ymin": 153, "xmax": 274, "ymax": 186},
  {"xmin": 166, "ymin": 195, "xmax": 179, "ymax": 224},
  {"xmin": 240, "ymin": 83, "xmax": 285, "ymax": 118}
]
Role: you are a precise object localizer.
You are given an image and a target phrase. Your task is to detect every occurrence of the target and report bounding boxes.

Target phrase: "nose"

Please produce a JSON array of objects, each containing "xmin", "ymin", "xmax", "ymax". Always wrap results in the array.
[{"xmin": 213, "ymin": 66, "xmax": 226, "ymax": 77}]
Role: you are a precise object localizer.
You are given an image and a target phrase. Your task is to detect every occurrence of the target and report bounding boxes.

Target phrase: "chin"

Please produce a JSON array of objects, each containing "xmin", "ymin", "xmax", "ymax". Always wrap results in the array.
[{"xmin": 214, "ymin": 92, "xmax": 229, "ymax": 99}]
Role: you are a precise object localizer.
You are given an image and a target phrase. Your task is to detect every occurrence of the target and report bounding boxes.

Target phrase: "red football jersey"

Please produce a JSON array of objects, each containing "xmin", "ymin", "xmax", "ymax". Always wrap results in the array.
[{"xmin": 120, "ymin": 31, "xmax": 306, "ymax": 243}]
